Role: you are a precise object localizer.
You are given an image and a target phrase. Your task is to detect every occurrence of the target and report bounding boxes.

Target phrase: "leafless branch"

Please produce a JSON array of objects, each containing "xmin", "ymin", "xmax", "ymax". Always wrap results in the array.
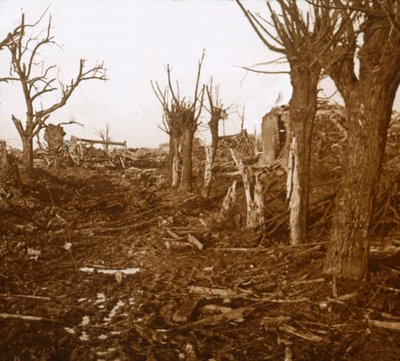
[
  {"xmin": 235, "ymin": 0, "xmax": 286, "ymax": 54},
  {"xmin": 2, "ymin": 11, "xmax": 107, "ymax": 144},
  {"xmin": 57, "ymin": 117, "xmax": 84, "ymax": 127},
  {"xmin": 239, "ymin": 66, "xmax": 290, "ymax": 75}
]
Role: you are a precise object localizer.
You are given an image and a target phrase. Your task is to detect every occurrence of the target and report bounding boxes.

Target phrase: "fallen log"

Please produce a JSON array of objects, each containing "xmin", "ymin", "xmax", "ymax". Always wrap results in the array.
[
  {"xmin": 188, "ymin": 306, "xmax": 254, "ymax": 327},
  {"xmin": 278, "ymin": 324, "xmax": 324, "ymax": 342},
  {"xmin": 0, "ymin": 293, "xmax": 51, "ymax": 301},
  {"xmin": 0, "ymin": 313, "xmax": 52, "ymax": 322},
  {"xmin": 368, "ymin": 319, "xmax": 400, "ymax": 331},
  {"xmin": 189, "ymin": 286, "xmax": 253, "ymax": 299}
]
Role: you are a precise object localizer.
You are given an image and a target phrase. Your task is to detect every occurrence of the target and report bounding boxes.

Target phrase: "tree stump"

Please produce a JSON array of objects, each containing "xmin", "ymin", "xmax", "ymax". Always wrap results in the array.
[
  {"xmin": 0, "ymin": 140, "xmax": 20, "ymax": 188},
  {"xmin": 44, "ymin": 123, "xmax": 66, "ymax": 152}
]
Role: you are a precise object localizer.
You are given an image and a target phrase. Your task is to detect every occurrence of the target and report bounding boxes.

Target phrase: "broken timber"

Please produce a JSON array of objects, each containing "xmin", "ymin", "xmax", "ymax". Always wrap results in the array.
[{"xmin": 69, "ymin": 136, "xmax": 127, "ymax": 164}]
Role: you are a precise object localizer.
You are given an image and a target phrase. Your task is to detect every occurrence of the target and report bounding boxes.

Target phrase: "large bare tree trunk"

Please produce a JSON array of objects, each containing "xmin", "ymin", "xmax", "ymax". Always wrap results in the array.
[
  {"xmin": 22, "ymin": 136, "xmax": 34, "ymax": 177},
  {"xmin": 201, "ymin": 145, "xmax": 214, "ymax": 198},
  {"xmin": 287, "ymin": 65, "xmax": 318, "ymax": 244},
  {"xmin": 324, "ymin": 6, "xmax": 400, "ymax": 280},
  {"xmin": 325, "ymin": 84, "xmax": 398, "ymax": 279},
  {"xmin": 168, "ymin": 133, "xmax": 181, "ymax": 188},
  {"xmin": 180, "ymin": 127, "xmax": 194, "ymax": 192},
  {"xmin": 201, "ymin": 116, "xmax": 219, "ymax": 198}
]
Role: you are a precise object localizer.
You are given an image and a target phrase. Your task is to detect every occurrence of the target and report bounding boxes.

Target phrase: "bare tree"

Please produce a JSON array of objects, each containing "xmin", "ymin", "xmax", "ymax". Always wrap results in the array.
[
  {"xmin": 201, "ymin": 82, "xmax": 228, "ymax": 199},
  {"xmin": 236, "ymin": 0, "xmax": 346, "ymax": 244},
  {"xmin": 152, "ymin": 54, "xmax": 205, "ymax": 192},
  {"xmin": 95, "ymin": 124, "xmax": 112, "ymax": 156},
  {"xmin": 315, "ymin": 0, "xmax": 400, "ymax": 279},
  {"xmin": 0, "ymin": 13, "xmax": 107, "ymax": 177}
]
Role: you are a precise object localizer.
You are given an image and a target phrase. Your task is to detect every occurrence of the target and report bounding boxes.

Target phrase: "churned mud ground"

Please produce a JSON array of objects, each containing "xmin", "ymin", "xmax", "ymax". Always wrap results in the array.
[{"xmin": 0, "ymin": 164, "xmax": 399, "ymax": 361}]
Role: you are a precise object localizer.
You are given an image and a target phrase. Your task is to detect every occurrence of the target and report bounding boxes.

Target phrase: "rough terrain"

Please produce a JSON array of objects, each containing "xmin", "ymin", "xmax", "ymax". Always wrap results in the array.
[{"xmin": 0, "ymin": 150, "xmax": 399, "ymax": 361}]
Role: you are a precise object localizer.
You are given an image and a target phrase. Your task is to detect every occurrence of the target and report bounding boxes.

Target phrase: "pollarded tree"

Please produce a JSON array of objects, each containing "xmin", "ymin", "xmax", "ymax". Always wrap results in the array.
[
  {"xmin": 0, "ymin": 13, "xmax": 107, "ymax": 177},
  {"xmin": 201, "ymin": 82, "xmax": 228, "ymax": 199},
  {"xmin": 236, "ymin": 0, "xmax": 347, "ymax": 244},
  {"xmin": 152, "ymin": 54, "xmax": 205, "ymax": 192},
  {"xmin": 316, "ymin": 0, "xmax": 400, "ymax": 279}
]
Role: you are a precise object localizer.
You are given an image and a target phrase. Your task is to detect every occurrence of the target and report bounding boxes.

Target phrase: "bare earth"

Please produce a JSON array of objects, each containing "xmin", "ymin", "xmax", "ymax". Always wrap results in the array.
[{"xmin": 0, "ymin": 161, "xmax": 399, "ymax": 361}]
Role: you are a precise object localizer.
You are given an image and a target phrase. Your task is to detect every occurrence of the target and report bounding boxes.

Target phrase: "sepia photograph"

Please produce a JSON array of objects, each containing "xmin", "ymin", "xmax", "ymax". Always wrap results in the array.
[{"xmin": 0, "ymin": 0, "xmax": 399, "ymax": 360}]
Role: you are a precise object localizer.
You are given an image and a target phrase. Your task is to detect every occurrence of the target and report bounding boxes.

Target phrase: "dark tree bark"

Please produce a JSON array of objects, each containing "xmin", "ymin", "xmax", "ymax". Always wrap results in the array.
[
  {"xmin": 200, "ymin": 116, "xmax": 219, "ymax": 198},
  {"xmin": 167, "ymin": 127, "xmax": 182, "ymax": 188},
  {"xmin": 288, "ymin": 64, "xmax": 319, "ymax": 244},
  {"xmin": 22, "ymin": 136, "xmax": 34, "ymax": 177},
  {"xmin": 324, "ymin": 3, "xmax": 400, "ymax": 279},
  {"xmin": 325, "ymin": 76, "xmax": 400, "ymax": 279},
  {"xmin": 180, "ymin": 126, "xmax": 195, "ymax": 191},
  {"xmin": 201, "ymin": 84, "xmax": 227, "ymax": 199}
]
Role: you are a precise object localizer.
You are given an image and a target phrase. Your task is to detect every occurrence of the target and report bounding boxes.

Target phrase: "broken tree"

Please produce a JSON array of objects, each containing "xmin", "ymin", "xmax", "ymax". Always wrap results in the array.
[
  {"xmin": 201, "ymin": 82, "xmax": 228, "ymax": 198},
  {"xmin": 44, "ymin": 124, "xmax": 66, "ymax": 152},
  {"xmin": 230, "ymin": 149, "xmax": 265, "ymax": 229},
  {"xmin": 237, "ymin": 0, "xmax": 346, "ymax": 244},
  {"xmin": 152, "ymin": 53, "xmax": 205, "ymax": 191},
  {"xmin": 0, "ymin": 12, "xmax": 107, "ymax": 177},
  {"xmin": 261, "ymin": 105, "xmax": 290, "ymax": 167},
  {"xmin": 0, "ymin": 141, "xmax": 20, "ymax": 189}
]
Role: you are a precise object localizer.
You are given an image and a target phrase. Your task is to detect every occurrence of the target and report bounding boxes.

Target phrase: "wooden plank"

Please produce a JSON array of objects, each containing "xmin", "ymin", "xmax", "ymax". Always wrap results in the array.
[
  {"xmin": 172, "ymin": 297, "xmax": 202, "ymax": 323},
  {"xmin": 76, "ymin": 137, "xmax": 126, "ymax": 146}
]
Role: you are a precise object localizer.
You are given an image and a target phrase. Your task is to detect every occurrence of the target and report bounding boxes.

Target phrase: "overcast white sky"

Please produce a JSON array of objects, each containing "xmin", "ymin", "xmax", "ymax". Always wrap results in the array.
[{"xmin": 0, "ymin": 0, "xmax": 399, "ymax": 149}]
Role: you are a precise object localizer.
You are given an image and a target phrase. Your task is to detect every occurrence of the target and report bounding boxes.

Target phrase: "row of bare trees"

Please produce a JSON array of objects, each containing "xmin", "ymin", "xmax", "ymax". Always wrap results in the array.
[
  {"xmin": 236, "ymin": 0, "xmax": 400, "ymax": 280},
  {"xmin": 152, "ymin": 53, "xmax": 228, "ymax": 195},
  {"xmin": 0, "ymin": 12, "xmax": 107, "ymax": 177}
]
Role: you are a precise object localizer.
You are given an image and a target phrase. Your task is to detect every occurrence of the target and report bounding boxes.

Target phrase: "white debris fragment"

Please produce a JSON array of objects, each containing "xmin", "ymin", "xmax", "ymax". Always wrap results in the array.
[
  {"xmin": 27, "ymin": 248, "xmax": 41, "ymax": 261},
  {"xmin": 63, "ymin": 242, "xmax": 72, "ymax": 250},
  {"xmin": 115, "ymin": 271, "xmax": 123, "ymax": 284},
  {"xmin": 78, "ymin": 298, "xmax": 87, "ymax": 302},
  {"xmin": 79, "ymin": 267, "xmax": 140, "ymax": 275},
  {"xmin": 79, "ymin": 331, "xmax": 89, "ymax": 341},
  {"xmin": 128, "ymin": 297, "xmax": 135, "ymax": 305},
  {"xmin": 95, "ymin": 293, "xmax": 106, "ymax": 305},
  {"xmin": 98, "ymin": 334, "xmax": 108, "ymax": 340},
  {"xmin": 79, "ymin": 267, "xmax": 95, "ymax": 273},
  {"xmin": 64, "ymin": 327, "xmax": 76, "ymax": 334},
  {"xmin": 110, "ymin": 331, "xmax": 121, "ymax": 335},
  {"xmin": 81, "ymin": 315, "xmax": 90, "ymax": 326},
  {"xmin": 97, "ymin": 348, "xmax": 116, "ymax": 355}
]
